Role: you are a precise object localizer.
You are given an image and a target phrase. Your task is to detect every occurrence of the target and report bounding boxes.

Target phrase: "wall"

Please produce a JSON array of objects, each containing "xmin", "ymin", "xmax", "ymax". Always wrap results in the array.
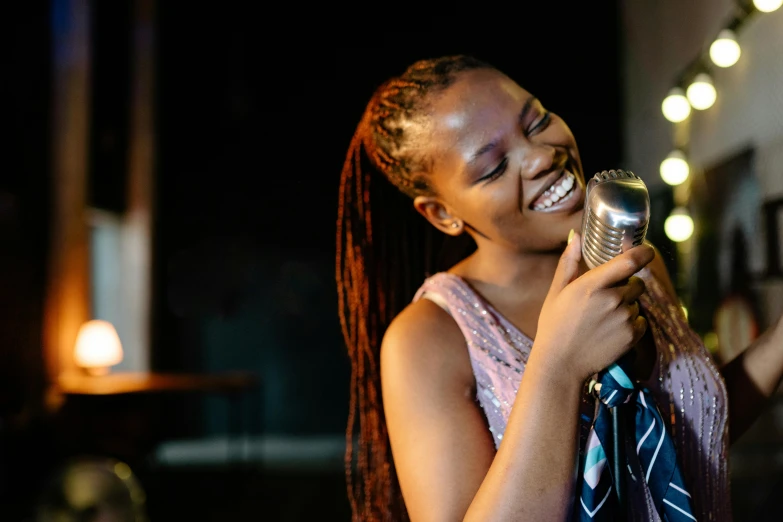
[
  {"xmin": 622, "ymin": 3, "xmax": 783, "ymax": 325},
  {"xmin": 622, "ymin": 2, "xmax": 783, "ymax": 518},
  {"xmin": 623, "ymin": 1, "xmax": 783, "ymax": 182}
]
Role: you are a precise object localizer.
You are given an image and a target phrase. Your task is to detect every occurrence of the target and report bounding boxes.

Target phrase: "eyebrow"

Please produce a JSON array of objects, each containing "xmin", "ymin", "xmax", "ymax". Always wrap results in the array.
[{"xmin": 467, "ymin": 97, "xmax": 538, "ymax": 166}]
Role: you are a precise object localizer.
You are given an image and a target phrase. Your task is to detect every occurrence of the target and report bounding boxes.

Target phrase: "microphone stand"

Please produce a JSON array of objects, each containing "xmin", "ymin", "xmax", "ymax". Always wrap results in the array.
[
  {"xmin": 592, "ymin": 375, "xmax": 628, "ymax": 522},
  {"xmin": 611, "ymin": 405, "xmax": 626, "ymax": 521}
]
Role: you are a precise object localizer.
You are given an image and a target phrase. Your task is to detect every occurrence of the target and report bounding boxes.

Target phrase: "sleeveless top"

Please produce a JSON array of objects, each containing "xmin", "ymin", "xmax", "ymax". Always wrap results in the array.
[{"xmin": 413, "ymin": 267, "xmax": 731, "ymax": 521}]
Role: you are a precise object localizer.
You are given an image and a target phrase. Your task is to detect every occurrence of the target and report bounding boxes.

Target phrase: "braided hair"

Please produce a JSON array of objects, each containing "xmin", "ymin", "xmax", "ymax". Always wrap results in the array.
[{"xmin": 336, "ymin": 55, "xmax": 491, "ymax": 521}]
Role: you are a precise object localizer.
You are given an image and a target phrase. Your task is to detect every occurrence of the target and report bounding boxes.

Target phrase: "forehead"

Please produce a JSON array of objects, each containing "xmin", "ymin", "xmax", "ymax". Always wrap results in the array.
[{"xmin": 427, "ymin": 69, "xmax": 532, "ymax": 162}]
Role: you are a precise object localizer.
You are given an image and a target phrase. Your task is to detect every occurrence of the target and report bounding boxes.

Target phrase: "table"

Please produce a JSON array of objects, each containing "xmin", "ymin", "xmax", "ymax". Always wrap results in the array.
[
  {"xmin": 56, "ymin": 371, "xmax": 258, "ymax": 396},
  {"xmin": 52, "ymin": 371, "xmax": 260, "ymax": 468}
]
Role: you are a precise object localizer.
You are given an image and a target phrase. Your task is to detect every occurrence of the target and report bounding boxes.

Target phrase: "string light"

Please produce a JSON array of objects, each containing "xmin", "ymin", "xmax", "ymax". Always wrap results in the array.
[
  {"xmin": 686, "ymin": 73, "xmax": 717, "ymax": 110},
  {"xmin": 660, "ymin": 150, "xmax": 690, "ymax": 185},
  {"xmin": 662, "ymin": 87, "xmax": 691, "ymax": 122},
  {"xmin": 660, "ymin": 4, "xmax": 768, "ymax": 307},
  {"xmin": 710, "ymin": 30, "xmax": 741, "ymax": 68},
  {"xmin": 753, "ymin": 0, "xmax": 782, "ymax": 13},
  {"xmin": 664, "ymin": 207, "xmax": 694, "ymax": 242}
]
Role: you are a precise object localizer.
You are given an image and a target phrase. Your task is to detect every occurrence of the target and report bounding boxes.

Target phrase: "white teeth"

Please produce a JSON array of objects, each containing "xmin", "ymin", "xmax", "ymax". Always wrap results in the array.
[{"xmin": 531, "ymin": 170, "xmax": 578, "ymax": 211}]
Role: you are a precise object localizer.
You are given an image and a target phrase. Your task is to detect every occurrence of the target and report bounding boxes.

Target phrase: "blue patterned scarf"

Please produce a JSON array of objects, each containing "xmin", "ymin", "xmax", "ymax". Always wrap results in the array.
[{"xmin": 576, "ymin": 353, "xmax": 696, "ymax": 521}]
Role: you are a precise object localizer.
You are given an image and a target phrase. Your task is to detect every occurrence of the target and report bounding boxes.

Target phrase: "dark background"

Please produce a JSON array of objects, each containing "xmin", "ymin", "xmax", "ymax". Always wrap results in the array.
[
  {"xmin": 150, "ymin": 1, "xmax": 643, "ymax": 441},
  {"xmin": 0, "ymin": 1, "xmax": 685, "ymax": 520}
]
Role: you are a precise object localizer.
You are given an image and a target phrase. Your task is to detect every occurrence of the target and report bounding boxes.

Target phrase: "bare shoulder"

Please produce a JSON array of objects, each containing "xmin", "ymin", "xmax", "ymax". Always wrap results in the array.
[
  {"xmin": 381, "ymin": 299, "xmax": 496, "ymax": 520},
  {"xmin": 381, "ymin": 298, "xmax": 474, "ymax": 395},
  {"xmin": 645, "ymin": 242, "xmax": 679, "ymax": 302}
]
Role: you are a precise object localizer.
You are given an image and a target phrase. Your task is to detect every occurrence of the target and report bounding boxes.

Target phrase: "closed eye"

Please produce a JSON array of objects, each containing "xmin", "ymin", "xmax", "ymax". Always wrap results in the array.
[
  {"xmin": 478, "ymin": 157, "xmax": 508, "ymax": 183},
  {"xmin": 528, "ymin": 111, "xmax": 551, "ymax": 135}
]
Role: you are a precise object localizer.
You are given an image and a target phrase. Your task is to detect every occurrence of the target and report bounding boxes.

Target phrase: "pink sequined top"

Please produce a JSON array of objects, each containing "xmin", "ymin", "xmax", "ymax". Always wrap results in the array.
[{"xmin": 414, "ymin": 267, "xmax": 731, "ymax": 521}]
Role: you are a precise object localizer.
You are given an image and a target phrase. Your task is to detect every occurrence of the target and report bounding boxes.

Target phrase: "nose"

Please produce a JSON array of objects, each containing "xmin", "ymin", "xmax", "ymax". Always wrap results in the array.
[{"xmin": 516, "ymin": 143, "xmax": 566, "ymax": 180}]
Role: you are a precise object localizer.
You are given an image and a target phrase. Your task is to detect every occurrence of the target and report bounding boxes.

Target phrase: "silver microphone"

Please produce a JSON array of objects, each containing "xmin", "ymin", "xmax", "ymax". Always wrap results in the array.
[
  {"xmin": 580, "ymin": 169, "xmax": 650, "ymax": 269},
  {"xmin": 581, "ymin": 169, "xmax": 650, "ymax": 513}
]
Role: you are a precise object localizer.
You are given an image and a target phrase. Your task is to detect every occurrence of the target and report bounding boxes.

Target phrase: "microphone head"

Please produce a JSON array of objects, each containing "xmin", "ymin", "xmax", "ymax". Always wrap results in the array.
[{"xmin": 580, "ymin": 169, "xmax": 650, "ymax": 269}]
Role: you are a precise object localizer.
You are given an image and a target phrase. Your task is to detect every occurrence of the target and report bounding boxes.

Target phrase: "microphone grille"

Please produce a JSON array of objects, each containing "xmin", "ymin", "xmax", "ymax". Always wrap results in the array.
[
  {"xmin": 582, "ymin": 207, "xmax": 648, "ymax": 268},
  {"xmin": 591, "ymin": 169, "xmax": 642, "ymax": 183}
]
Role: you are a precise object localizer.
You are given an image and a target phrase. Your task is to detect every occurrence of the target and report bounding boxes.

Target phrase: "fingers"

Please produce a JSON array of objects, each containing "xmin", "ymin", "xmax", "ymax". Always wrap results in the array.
[
  {"xmin": 631, "ymin": 314, "xmax": 648, "ymax": 346},
  {"xmin": 621, "ymin": 276, "xmax": 646, "ymax": 304},
  {"xmin": 583, "ymin": 243, "xmax": 655, "ymax": 289},
  {"xmin": 602, "ymin": 277, "xmax": 645, "ymax": 321},
  {"xmin": 549, "ymin": 231, "xmax": 583, "ymax": 296},
  {"xmin": 628, "ymin": 300, "xmax": 640, "ymax": 320}
]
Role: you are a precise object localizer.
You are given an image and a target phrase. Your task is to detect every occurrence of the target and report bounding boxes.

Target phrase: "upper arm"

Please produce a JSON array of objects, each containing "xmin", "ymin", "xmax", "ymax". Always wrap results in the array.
[{"xmin": 381, "ymin": 300, "xmax": 496, "ymax": 522}]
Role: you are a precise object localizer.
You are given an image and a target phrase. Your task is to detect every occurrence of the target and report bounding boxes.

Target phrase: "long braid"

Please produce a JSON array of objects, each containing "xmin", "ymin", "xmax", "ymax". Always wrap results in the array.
[{"xmin": 337, "ymin": 55, "xmax": 490, "ymax": 521}]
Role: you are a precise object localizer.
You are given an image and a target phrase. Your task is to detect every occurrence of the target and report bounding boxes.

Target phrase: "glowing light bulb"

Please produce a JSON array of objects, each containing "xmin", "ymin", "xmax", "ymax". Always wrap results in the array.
[
  {"xmin": 660, "ymin": 150, "xmax": 690, "ymax": 186},
  {"xmin": 662, "ymin": 87, "xmax": 691, "ymax": 122},
  {"xmin": 710, "ymin": 30, "xmax": 741, "ymax": 68},
  {"xmin": 754, "ymin": 0, "xmax": 782, "ymax": 12},
  {"xmin": 664, "ymin": 207, "xmax": 694, "ymax": 242},
  {"xmin": 686, "ymin": 73, "xmax": 717, "ymax": 110},
  {"xmin": 74, "ymin": 319, "xmax": 123, "ymax": 375}
]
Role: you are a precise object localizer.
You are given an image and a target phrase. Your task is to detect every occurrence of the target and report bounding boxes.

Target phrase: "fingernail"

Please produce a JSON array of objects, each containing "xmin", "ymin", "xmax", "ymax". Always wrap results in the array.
[{"xmin": 567, "ymin": 229, "xmax": 575, "ymax": 245}]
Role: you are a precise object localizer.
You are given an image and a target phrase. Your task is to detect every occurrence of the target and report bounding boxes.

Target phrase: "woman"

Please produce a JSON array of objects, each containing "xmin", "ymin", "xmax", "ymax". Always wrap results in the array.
[{"xmin": 336, "ymin": 55, "xmax": 783, "ymax": 521}]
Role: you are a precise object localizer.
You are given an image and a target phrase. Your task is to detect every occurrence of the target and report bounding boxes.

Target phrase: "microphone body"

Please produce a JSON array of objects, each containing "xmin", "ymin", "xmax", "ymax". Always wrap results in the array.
[{"xmin": 580, "ymin": 169, "xmax": 650, "ymax": 521}]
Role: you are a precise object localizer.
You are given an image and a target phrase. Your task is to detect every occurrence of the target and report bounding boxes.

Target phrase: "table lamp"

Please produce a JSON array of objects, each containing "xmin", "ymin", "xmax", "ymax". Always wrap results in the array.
[{"xmin": 73, "ymin": 319, "xmax": 123, "ymax": 376}]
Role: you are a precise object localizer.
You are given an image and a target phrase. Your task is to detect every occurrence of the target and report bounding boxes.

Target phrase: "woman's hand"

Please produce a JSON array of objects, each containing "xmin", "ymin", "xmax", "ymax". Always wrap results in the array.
[{"xmin": 532, "ymin": 232, "xmax": 655, "ymax": 384}]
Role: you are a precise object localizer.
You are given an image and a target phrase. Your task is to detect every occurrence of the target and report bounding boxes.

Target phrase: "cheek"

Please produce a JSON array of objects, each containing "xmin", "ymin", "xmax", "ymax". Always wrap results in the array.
[
  {"xmin": 455, "ymin": 179, "xmax": 524, "ymax": 231},
  {"xmin": 551, "ymin": 119, "xmax": 582, "ymax": 171}
]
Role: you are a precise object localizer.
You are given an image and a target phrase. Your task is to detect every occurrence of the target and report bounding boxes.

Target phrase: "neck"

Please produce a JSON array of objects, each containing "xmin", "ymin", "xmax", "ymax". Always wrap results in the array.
[{"xmin": 454, "ymin": 239, "xmax": 572, "ymax": 298}]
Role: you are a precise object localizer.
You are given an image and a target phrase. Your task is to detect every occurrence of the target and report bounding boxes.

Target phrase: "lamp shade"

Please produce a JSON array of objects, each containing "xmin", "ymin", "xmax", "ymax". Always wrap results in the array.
[{"xmin": 74, "ymin": 320, "xmax": 123, "ymax": 375}]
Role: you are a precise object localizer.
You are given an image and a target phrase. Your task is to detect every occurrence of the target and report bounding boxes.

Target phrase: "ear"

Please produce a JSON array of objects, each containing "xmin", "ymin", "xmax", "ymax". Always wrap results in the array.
[{"xmin": 413, "ymin": 195, "xmax": 464, "ymax": 236}]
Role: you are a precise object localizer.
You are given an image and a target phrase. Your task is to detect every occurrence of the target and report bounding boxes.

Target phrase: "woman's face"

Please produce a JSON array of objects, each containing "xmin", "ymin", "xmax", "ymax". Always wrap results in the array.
[{"xmin": 415, "ymin": 68, "xmax": 586, "ymax": 253}]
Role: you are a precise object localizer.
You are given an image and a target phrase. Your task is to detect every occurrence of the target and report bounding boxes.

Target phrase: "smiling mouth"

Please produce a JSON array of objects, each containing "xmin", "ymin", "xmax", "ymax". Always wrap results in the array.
[{"xmin": 530, "ymin": 171, "xmax": 577, "ymax": 211}]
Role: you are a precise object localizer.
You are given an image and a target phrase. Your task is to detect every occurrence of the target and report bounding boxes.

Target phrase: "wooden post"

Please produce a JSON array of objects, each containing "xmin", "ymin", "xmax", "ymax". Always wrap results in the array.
[{"xmin": 45, "ymin": 0, "xmax": 91, "ymax": 389}]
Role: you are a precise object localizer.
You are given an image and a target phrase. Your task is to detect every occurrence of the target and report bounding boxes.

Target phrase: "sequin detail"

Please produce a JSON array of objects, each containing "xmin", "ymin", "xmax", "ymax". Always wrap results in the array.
[{"xmin": 413, "ymin": 268, "xmax": 731, "ymax": 521}]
